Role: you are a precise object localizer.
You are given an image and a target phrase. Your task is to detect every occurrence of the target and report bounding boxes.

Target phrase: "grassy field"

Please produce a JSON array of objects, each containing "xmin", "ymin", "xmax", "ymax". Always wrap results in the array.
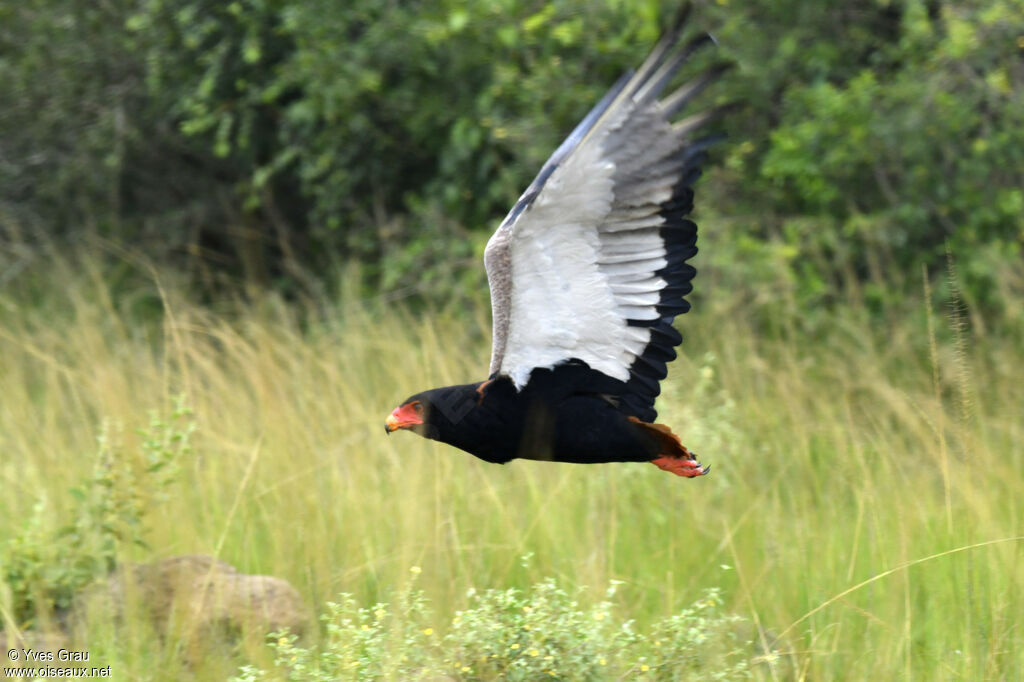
[{"xmin": 1, "ymin": 255, "xmax": 1022, "ymax": 680}]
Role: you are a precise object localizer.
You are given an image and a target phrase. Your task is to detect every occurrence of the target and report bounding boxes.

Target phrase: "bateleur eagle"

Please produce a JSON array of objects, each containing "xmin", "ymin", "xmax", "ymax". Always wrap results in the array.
[{"xmin": 386, "ymin": 8, "xmax": 731, "ymax": 477}]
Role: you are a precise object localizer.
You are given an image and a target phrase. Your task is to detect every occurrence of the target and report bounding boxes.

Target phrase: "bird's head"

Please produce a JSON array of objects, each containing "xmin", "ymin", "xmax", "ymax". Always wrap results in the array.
[
  {"xmin": 384, "ymin": 397, "xmax": 427, "ymax": 435},
  {"xmin": 385, "ymin": 383, "xmax": 485, "ymax": 440}
]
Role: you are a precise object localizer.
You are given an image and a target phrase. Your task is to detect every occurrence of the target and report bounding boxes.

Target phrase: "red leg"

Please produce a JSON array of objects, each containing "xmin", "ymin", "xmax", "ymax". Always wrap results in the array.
[
  {"xmin": 650, "ymin": 455, "xmax": 709, "ymax": 478},
  {"xmin": 626, "ymin": 416, "xmax": 709, "ymax": 478}
]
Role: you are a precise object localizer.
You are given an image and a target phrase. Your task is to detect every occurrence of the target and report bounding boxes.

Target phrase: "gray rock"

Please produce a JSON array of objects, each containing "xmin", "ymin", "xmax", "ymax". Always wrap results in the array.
[{"xmin": 73, "ymin": 554, "xmax": 310, "ymax": 645}]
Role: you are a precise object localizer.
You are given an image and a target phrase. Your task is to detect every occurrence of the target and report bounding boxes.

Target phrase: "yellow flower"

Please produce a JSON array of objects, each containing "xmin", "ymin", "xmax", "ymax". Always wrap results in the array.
[
  {"xmin": 461, "ymin": 667, "xmax": 471, "ymax": 673},
  {"xmin": 523, "ymin": 624, "xmax": 531, "ymax": 630},
  {"xmin": 510, "ymin": 643, "xmax": 520, "ymax": 650},
  {"xmin": 529, "ymin": 649, "xmax": 539, "ymax": 657},
  {"xmin": 422, "ymin": 627, "xmax": 434, "ymax": 636},
  {"xmin": 544, "ymin": 655, "xmax": 553, "ymax": 661},
  {"xmin": 523, "ymin": 606, "xmax": 532, "ymax": 613},
  {"xmin": 361, "ymin": 624, "xmax": 370, "ymax": 631},
  {"xmin": 641, "ymin": 664, "xmax": 650, "ymax": 672},
  {"xmin": 654, "ymin": 640, "xmax": 661, "ymax": 647},
  {"xmin": 599, "ymin": 658, "xmax": 607, "ymax": 666},
  {"xmin": 410, "ymin": 566, "xmax": 422, "ymax": 574},
  {"xmin": 277, "ymin": 636, "xmax": 289, "ymax": 646},
  {"xmin": 594, "ymin": 612, "xmax": 605, "ymax": 621},
  {"xmin": 374, "ymin": 609, "xmax": 386, "ymax": 620}
]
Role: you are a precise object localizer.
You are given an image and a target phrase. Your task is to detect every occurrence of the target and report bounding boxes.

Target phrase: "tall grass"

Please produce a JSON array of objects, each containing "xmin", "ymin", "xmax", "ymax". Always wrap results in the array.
[{"xmin": 1, "ymin": 253, "xmax": 1022, "ymax": 680}]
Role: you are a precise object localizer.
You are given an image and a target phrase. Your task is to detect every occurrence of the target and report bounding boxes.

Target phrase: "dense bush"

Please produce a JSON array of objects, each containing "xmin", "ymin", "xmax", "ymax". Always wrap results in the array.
[
  {"xmin": 724, "ymin": 1, "xmax": 1024, "ymax": 314},
  {"xmin": 2, "ymin": 0, "xmax": 1021, "ymax": 306}
]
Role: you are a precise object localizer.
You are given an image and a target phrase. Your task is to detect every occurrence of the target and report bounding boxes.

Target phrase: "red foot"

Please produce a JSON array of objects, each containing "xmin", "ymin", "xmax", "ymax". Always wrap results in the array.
[{"xmin": 651, "ymin": 455, "xmax": 709, "ymax": 478}]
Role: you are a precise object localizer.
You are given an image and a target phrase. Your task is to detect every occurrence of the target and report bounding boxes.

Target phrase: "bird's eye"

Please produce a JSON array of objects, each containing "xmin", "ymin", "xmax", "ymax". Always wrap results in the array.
[{"xmin": 411, "ymin": 401, "xmax": 424, "ymax": 414}]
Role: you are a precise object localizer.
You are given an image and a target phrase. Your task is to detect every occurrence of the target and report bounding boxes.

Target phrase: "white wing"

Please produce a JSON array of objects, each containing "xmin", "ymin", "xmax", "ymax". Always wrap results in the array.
[{"xmin": 484, "ymin": 14, "xmax": 730, "ymax": 422}]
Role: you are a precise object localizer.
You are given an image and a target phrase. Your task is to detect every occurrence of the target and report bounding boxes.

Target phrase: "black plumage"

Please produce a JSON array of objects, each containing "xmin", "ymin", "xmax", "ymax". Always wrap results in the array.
[
  {"xmin": 392, "ymin": 363, "xmax": 703, "ymax": 474},
  {"xmin": 385, "ymin": 8, "xmax": 728, "ymax": 478}
]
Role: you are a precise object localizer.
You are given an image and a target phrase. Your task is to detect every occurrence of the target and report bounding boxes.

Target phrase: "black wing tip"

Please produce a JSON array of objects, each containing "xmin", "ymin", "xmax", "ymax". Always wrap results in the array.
[
  {"xmin": 715, "ymin": 100, "xmax": 746, "ymax": 115},
  {"xmin": 683, "ymin": 32, "xmax": 716, "ymax": 56},
  {"xmin": 707, "ymin": 59, "xmax": 734, "ymax": 76},
  {"xmin": 622, "ymin": 316, "xmax": 686, "ymax": 410},
  {"xmin": 661, "ymin": 61, "xmax": 735, "ymax": 119},
  {"xmin": 697, "ymin": 60, "xmax": 735, "ymax": 89},
  {"xmin": 665, "ymin": 3, "xmax": 693, "ymax": 36},
  {"xmin": 703, "ymin": 101, "xmax": 746, "ymax": 127}
]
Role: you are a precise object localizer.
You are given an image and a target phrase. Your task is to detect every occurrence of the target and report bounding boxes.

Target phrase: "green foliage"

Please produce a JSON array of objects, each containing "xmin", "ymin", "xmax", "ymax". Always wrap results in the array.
[
  {"xmin": 0, "ymin": 0, "xmax": 139, "ymax": 233},
  {"xmin": 2, "ymin": 0, "xmax": 1023, "ymax": 306},
  {"xmin": 1, "ymin": 399, "xmax": 194, "ymax": 627},
  {"xmin": 231, "ymin": 576, "xmax": 751, "ymax": 681},
  {"xmin": 119, "ymin": 0, "xmax": 668, "ymax": 288},
  {"xmin": 745, "ymin": 0, "xmax": 1024, "ymax": 312}
]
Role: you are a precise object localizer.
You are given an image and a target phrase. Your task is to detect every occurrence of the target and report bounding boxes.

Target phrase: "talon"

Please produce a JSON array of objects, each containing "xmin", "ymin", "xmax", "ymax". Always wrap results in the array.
[{"xmin": 650, "ymin": 455, "xmax": 710, "ymax": 478}]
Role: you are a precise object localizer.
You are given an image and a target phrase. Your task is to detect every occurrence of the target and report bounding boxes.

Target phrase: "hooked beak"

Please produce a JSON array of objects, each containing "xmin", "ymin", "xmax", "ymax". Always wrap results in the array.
[{"xmin": 384, "ymin": 402, "xmax": 423, "ymax": 434}]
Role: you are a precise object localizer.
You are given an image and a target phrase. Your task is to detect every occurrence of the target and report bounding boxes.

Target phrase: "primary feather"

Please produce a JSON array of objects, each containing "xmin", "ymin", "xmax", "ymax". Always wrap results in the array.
[{"xmin": 484, "ymin": 14, "xmax": 729, "ymax": 422}]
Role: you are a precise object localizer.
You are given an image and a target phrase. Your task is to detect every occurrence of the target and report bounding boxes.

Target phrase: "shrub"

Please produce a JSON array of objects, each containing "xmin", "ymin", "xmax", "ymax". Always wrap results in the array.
[
  {"xmin": 1, "ymin": 399, "xmax": 194, "ymax": 627},
  {"xmin": 232, "ymin": 574, "xmax": 753, "ymax": 681}
]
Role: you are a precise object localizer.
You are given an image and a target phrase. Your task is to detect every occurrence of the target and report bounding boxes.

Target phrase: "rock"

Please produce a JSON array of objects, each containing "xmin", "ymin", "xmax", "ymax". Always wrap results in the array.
[{"xmin": 74, "ymin": 554, "xmax": 310, "ymax": 646}]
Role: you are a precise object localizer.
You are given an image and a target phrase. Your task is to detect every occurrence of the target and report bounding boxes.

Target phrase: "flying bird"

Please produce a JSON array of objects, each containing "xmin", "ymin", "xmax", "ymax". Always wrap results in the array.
[{"xmin": 385, "ymin": 9, "xmax": 730, "ymax": 477}]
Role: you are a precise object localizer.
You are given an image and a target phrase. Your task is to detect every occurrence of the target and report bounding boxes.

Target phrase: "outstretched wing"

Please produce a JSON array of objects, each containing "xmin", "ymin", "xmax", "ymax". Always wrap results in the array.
[{"xmin": 484, "ymin": 11, "xmax": 730, "ymax": 422}]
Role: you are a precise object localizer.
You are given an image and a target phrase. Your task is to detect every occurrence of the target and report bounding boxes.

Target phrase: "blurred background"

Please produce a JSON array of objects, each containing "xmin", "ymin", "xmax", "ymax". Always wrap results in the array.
[
  {"xmin": 3, "ymin": 0, "xmax": 1022, "ymax": 310},
  {"xmin": 2, "ymin": 1, "xmax": 1023, "ymax": 680}
]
